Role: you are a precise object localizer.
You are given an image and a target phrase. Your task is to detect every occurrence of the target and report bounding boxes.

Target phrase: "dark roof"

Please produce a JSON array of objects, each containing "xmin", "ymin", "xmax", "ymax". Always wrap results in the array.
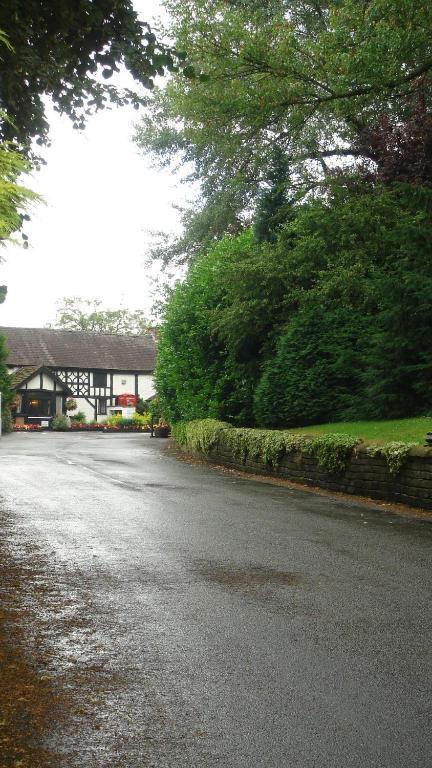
[
  {"xmin": 10, "ymin": 365, "xmax": 40, "ymax": 388},
  {"xmin": 1, "ymin": 327, "xmax": 156, "ymax": 371}
]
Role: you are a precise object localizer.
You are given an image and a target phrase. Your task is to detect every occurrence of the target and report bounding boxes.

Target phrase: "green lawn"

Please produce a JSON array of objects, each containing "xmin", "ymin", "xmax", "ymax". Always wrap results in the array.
[{"xmin": 289, "ymin": 417, "xmax": 432, "ymax": 445}]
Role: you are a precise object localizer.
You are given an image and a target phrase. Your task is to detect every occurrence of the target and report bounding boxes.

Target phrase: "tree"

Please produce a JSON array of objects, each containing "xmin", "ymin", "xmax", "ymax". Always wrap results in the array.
[
  {"xmin": 0, "ymin": 333, "xmax": 13, "ymax": 432},
  {"xmin": 255, "ymin": 183, "xmax": 432, "ymax": 426},
  {"xmin": 254, "ymin": 303, "xmax": 367, "ymax": 428},
  {"xmin": 0, "ymin": 1, "xmax": 183, "ymax": 151},
  {"xmin": 49, "ymin": 297, "xmax": 150, "ymax": 335},
  {"xmin": 0, "ymin": 142, "xmax": 40, "ymax": 247},
  {"xmin": 136, "ymin": 0, "xmax": 432, "ymax": 260},
  {"xmin": 253, "ymin": 147, "xmax": 292, "ymax": 243},
  {"xmin": 0, "ymin": 33, "xmax": 41, "ymax": 247}
]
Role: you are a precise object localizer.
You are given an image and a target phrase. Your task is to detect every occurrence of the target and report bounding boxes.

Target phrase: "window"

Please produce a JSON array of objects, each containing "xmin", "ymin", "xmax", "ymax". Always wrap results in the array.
[
  {"xmin": 24, "ymin": 396, "xmax": 52, "ymax": 416},
  {"xmin": 98, "ymin": 397, "xmax": 107, "ymax": 415},
  {"xmin": 93, "ymin": 372, "xmax": 107, "ymax": 388}
]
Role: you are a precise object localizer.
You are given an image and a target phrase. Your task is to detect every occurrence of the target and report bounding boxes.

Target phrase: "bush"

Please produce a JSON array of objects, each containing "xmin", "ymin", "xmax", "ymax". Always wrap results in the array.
[
  {"xmin": 172, "ymin": 419, "xmax": 232, "ymax": 453},
  {"xmin": 1, "ymin": 406, "xmax": 12, "ymax": 434},
  {"xmin": 254, "ymin": 305, "xmax": 367, "ymax": 428},
  {"xmin": 135, "ymin": 397, "xmax": 147, "ymax": 415},
  {"xmin": 106, "ymin": 413, "xmax": 122, "ymax": 426},
  {"xmin": 132, "ymin": 412, "xmax": 150, "ymax": 426},
  {"xmin": 158, "ymin": 184, "xmax": 432, "ymax": 428},
  {"xmin": 70, "ymin": 410, "xmax": 87, "ymax": 423},
  {"xmin": 51, "ymin": 414, "xmax": 70, "ymax": 430}
]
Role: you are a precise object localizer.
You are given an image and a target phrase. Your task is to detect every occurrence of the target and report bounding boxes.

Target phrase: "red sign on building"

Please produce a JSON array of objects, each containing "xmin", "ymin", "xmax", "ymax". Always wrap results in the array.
[{"xmin": 116, "ymin": 393, "xmax": 137, "ymax": 407}]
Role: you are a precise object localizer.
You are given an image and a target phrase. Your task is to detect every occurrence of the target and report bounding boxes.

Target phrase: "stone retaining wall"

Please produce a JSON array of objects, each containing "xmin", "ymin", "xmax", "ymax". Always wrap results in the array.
[{"xmin": 189, "ymin": 441, "xmax": 432, "ymax": 510}]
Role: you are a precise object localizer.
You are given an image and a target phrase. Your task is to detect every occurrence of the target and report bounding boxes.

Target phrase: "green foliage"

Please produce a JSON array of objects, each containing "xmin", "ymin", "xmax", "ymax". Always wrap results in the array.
[
  {"xmin": 135, "ymin": 397, "xmax": 147, "ymax": 415},
  {"xmin": 173, "ymin": 420, "xmax": 416, "ymax": 476},
  {"xmin": 106, "ymin": 413, "xmax": 122, "ymax": 426},
  {"xmin": 49, "ymin": 297, "xmax": 150, "ymax": 335},
  {"xmin": 156, "ymin": 229, "xmax": 293, "ymax": 424},
  {"xmin": 253, "ymin": 147, "xmax": 292, "ymax": 244},
  {"xmin": 0, "ymin": 141, "xmax": 40, "ymax": 247},
  {"xmin": 0, "ymin": 333, "xmax": 13, "ymax": 431},
  {"xmin": 308, "ymin": 434, "xmax": 360, "ymax": 475},
  {"xmin": 0, "ymin": 2, "xmax": 181, "ymax": 150},
  {"xmin": 147, "ymin": 396, "xmax": 163, "ymax": 421},
  {"xmin": 1, "ymin": 403, "xmax": 12, "ymax": 433},
  {"xmin": 52, "ymin": 414, "xmax": 70, "ymax": 431},
  {"xmin": 155, "ymin": 239, "xmax": 236, "ymax": 423},
  {"xmin": 223, "ymin": 428, "xmax": 310, "ymax": 468},
  {"xmin": 255, "ymin": 184, "xmax": 432, "ymax": 426},
  {"xmin": 132, "ymin": 412, "xmax": 150, "ymax": 426},
  {"xmin": 159, "ymin": 183, "xmax": 432, "ymax": 428},
  {"xmin": 136, "ymin": 0, "xmax": 432, "ymax": 260},
  {"xmin": 69, "ymin": 411, "xmax": 86, "ymax": 423},
  {"xmin": 171, "ymin": 419, "xmax": 232, "ymax": 454},
  {"xmin": 365, "ymin": 442, "xmax": 417, "ymax": 475},
  {"xmin": 276, "ymin": 416, "xmax": 432, "ymax": 446},
  {"xmin": 172, "ymin": 419, "xmax": 358, "ymax": 473},
  {"xmin": 255, "ymin": 304, "xmax": 366, "ymax": 427}
]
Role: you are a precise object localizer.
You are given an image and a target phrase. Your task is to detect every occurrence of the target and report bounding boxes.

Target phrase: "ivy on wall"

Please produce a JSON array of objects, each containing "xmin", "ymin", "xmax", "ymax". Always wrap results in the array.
[{"xmin": 172, "ymin": 420, "xmax": 417, "ymax": 476}]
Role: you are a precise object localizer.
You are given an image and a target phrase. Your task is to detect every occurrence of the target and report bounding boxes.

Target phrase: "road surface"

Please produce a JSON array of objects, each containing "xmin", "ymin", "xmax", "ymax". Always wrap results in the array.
[{"xmin": 0, "ymin": 432, "xmax": 431, "ymax": 767}]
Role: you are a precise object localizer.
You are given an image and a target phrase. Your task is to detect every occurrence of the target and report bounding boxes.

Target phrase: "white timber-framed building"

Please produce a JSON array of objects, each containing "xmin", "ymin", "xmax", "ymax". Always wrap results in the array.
[{"xmin": 1, "ymin": 327, "xmax": 156, "ymax": 426}]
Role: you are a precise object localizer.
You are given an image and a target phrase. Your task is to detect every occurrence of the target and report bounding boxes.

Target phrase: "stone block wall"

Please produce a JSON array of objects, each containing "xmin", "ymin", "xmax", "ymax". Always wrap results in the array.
[{"xmin": 197, "ymin": 443, "xmax": 432, "ymax": 510}]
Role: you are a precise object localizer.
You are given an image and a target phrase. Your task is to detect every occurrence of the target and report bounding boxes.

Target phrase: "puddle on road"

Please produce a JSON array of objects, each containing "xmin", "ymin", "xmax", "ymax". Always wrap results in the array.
[{"xmin": 194, "ymin": 561, "xmax": 300, "ymax": 590}]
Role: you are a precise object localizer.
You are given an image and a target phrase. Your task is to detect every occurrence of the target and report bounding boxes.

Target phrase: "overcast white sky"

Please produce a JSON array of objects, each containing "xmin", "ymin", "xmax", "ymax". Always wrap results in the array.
[{"xmin": 0, "ymin": 0, "xmax": 186, "ymax": 329}]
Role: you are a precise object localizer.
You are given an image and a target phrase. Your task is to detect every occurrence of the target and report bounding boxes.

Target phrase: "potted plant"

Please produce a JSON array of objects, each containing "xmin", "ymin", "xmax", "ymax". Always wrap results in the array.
[{"xmin": 154, "ymin": 420, "xmax": 170, "ymax": 438}]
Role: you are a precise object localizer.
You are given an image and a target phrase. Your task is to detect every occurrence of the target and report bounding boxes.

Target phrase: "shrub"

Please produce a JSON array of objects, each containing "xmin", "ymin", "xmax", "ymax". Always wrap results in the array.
[
  {"xmin": 70, "ymin": 410, "xmax": 86, "ymax": 423},
  {"xmin": 132, "ymin": 412, "xmax": 150, "ymax": 426},
  {"xmin": 172, "ymin": 419, "xmax": 232, "ymax": 454},
  {"xmin": 106, "ymin": 413, "xmax": 122, "ymax": 426},
  {"xmin": 1, "ymin": 406, "xmax": 12, "ymax": 434},
  {"xmin": 254, "ymin": 304, "xmax": 367, "ymax": 428},
  {"xmin": 135, "ymin": 397, "xmax": 147, "ymax": 415},
  {"xmin": 51, "ymin": 414, "xmax": 70, "ymax": 430}
]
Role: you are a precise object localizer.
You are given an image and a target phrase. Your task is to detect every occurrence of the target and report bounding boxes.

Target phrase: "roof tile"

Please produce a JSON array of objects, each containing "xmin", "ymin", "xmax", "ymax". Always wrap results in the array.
[{"xmin": 1, "ymin": 327, "xmax": 156, "ymax": 371}]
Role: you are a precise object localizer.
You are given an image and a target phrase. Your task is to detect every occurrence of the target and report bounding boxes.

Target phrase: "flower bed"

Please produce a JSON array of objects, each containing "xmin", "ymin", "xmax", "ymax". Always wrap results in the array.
[
  {"xmin": 12, "ymin": 422, "xmax": 151, "ymax": 434},
  {"xmin": 68, "ymin": 423, "xmax": 150, "ymax": 433}
]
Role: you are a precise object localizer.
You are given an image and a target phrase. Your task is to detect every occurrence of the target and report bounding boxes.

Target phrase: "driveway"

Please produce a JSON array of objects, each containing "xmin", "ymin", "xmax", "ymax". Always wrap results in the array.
[{"xmin": 0, "ymin": 432, "xmax": 431, "ymax": 767}]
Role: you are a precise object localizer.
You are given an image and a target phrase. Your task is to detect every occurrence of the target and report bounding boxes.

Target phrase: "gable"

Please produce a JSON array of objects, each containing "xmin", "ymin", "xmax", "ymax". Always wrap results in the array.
[{"xmin": 10, "ymin": 365, "xmax": 71, "ymax": 393}]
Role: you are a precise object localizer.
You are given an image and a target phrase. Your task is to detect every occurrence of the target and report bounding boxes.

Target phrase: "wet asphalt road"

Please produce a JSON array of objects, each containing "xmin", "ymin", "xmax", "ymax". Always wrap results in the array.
[{"xmin": 0, "ymin": 432, "xmax": 431, "ymax": 768}]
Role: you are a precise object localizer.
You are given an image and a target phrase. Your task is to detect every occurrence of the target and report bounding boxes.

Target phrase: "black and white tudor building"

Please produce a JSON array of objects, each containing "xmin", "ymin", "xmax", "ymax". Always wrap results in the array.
[{"xmin": 1, "ymin": 327, "xmax": 156, "ymax": 426}]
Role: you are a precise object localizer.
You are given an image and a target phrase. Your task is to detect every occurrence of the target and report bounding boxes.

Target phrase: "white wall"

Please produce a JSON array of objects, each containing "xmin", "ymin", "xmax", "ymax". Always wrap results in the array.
[
  {"xmin": 138, "ymin": 374, "xmax": 155, "ymax": 401},
  {"xmin": 112, "ymin": 373, "xmax": 155, "ymax": 401},
  {"xmin": 72, "ymin": 397, "xmax": 96, "ymax": 422},
  {"xmin": 44, "ymin": 372, "xmax": 63, "ymax": 390},
  {"xmin": 112, "ymin": 373, "xmax": 136, "ymax": 394},
  {"xmin": 26, "ymin": 373, "xmax": 44, "ymax": 389}
]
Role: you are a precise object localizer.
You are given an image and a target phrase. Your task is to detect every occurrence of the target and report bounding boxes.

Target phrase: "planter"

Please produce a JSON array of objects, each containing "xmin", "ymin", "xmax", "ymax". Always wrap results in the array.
[{"xmin": 154, "ymin": 426, "xmax": 170, "ymax": 438}]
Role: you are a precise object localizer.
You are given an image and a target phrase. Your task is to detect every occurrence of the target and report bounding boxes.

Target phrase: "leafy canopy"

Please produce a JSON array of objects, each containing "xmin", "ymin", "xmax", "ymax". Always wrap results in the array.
[
  {"xmin": 156, "ymin": 183, "xmax": 432, "ymax": 427},
  {"xmin": 0, "ymin": 1, "xmax": 184, "ymax": 150},
  {"xmin": 49, "ymin": 297, "xmax": 150, "ymax": 336},
  {"xmin": 136, "ymin": 0, "xmax": 432, "ymax": 261}
]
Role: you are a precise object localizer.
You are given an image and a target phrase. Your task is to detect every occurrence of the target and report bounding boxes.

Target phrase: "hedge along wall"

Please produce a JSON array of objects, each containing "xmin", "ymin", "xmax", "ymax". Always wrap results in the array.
[{"xmin": 172, "ymin": 420, "xmax": 432, "ymax": 511}]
